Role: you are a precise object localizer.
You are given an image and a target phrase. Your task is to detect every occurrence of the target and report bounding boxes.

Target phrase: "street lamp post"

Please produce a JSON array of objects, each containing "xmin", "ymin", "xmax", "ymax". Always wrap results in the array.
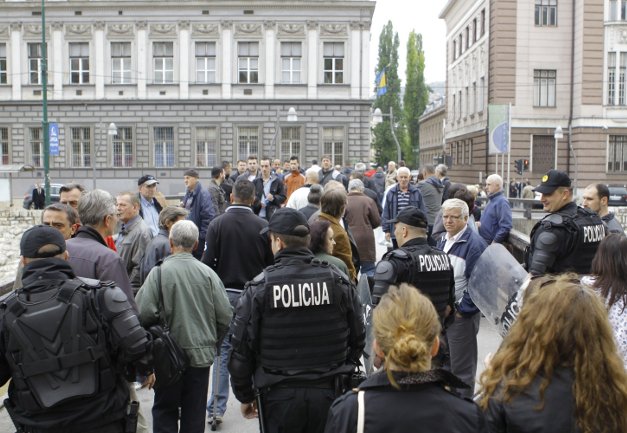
[
  {"xmin": 92, "ymin": 122, "xmax": 117, "ymax": 189},
  {"xmin": 372, "ymin": 107, "xmax": 401, "ymax": 163},
  {"xmin": 553, "ymin": 125, "xmax": 563, "ymax": 170},
  {"xmin": 270, "ymin": 107, "xmax": 298, "ymax": 159}
]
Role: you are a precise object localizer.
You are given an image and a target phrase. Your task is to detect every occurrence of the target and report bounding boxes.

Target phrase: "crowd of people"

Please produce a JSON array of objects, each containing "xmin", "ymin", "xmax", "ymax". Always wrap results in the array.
[{"xmin": 0, "ymin": 155, "xmax": 626, "ymax": 433}]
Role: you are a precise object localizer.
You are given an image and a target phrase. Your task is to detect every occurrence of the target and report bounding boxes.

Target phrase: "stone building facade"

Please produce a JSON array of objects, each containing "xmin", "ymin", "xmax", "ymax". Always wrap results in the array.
[{"xmin": 0, "ymin": 0, "xmax": 376, "ymax": 196}]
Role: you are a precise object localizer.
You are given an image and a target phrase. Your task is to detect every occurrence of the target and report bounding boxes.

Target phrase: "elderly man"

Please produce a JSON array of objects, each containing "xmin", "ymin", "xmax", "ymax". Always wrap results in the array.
[
  {"xmin": 582, "ymin": 183, "xmax": 625, "ymax": 235},
  {"xmin": 182, "ymin": 168, "xmax": 215, "ymax": 259},
  {"xmin": 137, "ymin": 220, "xmax": 232, "ymax": 433},
  {"xmin": 478, "ymin": 174, "xmax": 512, "ymax": 244},
  {"xmin": 137, "ymin": 174, "xmax": 162, "ymax": 237},
  {"xmin": 437, "ymin": 198, "xmax": 487, "ymax": 397},
  {"xmin": 526, "ymin": 170, "xmax": 605, "ymax": 276},
  {"xmin": 382, "ymin": 166, "xmax": 426, "ymax": 248},
  {"xmin": 116, "ymin": 192, "xmax": 153, "ymax": 291}
]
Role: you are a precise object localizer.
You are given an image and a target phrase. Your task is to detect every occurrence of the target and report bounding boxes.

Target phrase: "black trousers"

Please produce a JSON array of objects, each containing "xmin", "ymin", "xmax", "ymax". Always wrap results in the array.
[{"xmin": 262, "ymin": 386, "xmax": 336, "ymax": 433}]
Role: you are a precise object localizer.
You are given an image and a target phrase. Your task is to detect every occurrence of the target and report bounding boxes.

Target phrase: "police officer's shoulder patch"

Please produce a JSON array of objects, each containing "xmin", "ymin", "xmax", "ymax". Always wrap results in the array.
[
  {"xmin": 389, "ymin": 249, "xmax": 410, "ymax": 260},
  {"xmin": 251, "ymin": 271, "xmax": 265, "ymax": 285},
  {"xmin": 542, "ymin": 213, "xmax": 564, "ymax": 229}
]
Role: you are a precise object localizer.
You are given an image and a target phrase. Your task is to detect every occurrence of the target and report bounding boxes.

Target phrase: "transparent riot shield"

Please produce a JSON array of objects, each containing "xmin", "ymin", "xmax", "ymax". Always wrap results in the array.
[
  {"xmin": 356, "ymin": 274, "xmax": 375, "ymax": 376},
  {"xmin": 467, "ymin": 243, "xmax": 529, "ymax": 337}
]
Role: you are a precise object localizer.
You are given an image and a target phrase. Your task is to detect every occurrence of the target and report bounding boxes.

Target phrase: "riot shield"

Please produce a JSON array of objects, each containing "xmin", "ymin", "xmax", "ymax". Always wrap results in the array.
[
  {"xmin": 356, "ymin": 274, "xmax": 375, "ymax": 376},
  {"xmin": 467, "ymin": 243, "xmax": 530, "ymax": 337}
]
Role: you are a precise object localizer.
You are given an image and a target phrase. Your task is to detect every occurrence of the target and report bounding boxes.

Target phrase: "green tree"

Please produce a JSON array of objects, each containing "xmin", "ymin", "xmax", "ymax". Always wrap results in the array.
[
  {"xmin": 372, "ymin": 21, "xmax": 404, "ymax": 165},
  {"xmin": 403, "ymin": 31, "xmax": 429, "ymax": 168}
]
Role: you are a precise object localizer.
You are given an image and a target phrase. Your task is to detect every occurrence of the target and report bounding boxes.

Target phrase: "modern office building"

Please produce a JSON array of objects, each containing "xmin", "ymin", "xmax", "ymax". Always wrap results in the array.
[
  {"xmin": 438, "ymin": 0, "xmax": 626, "ymax": 191},
  {"xmin": 0, "ymin": 0, "xmax": 376, "ymax": 197}
]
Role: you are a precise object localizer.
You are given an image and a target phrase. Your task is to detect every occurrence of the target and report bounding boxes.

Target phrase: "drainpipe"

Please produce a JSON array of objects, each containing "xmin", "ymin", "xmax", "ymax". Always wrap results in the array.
[{"xmin": 566, "ymin": 0, "xmax": 575, "ymax": 181}]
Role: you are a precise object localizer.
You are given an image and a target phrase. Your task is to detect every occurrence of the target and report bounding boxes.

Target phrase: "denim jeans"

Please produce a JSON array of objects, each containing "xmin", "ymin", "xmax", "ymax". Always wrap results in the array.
[
  {"xmin": 206, "ymin": 290, "xmax": 241, "ymax": 417},
  {"xmin": 359, "ymin": 261, "xmax": 376, "ymax": 278}
]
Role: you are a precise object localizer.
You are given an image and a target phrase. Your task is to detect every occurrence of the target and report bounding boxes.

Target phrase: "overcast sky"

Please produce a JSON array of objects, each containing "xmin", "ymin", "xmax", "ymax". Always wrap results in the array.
[{"xmin": 369, "ymin": 0, "xmax": 448, "ymax": 85}]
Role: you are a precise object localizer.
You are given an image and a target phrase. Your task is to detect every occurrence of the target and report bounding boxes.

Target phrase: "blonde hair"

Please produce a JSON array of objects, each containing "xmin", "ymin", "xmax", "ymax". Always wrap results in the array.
[
  {"xmin": 373, "ymin": 284, "xmax": 441, "ymax": 388},
  {"xmin": 478, "ymin": 274, "xmax": 627, "ymax": 433}
]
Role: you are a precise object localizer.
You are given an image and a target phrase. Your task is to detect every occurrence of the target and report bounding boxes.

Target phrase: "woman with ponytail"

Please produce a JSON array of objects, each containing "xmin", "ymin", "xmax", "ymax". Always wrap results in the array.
[{"xmin": 324, "ymin": 284, "xmax": 487, "ymax": 433}]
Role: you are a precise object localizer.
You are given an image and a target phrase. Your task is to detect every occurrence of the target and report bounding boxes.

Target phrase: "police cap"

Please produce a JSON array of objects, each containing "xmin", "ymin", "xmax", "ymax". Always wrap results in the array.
[
  {"xmin": 390, "ymin": 206, "xmax": 428, "ymax": 229},
  {"xmin": 262, "ymin": 208, "xmax": 310, "ymax": 237},
  {"xmin": 533, "ymin": 169, "xmax": 571, "ymax": 194},
  {"xmin": 20, "ymin": 224, "xmax": 66, "ymax": 258}
]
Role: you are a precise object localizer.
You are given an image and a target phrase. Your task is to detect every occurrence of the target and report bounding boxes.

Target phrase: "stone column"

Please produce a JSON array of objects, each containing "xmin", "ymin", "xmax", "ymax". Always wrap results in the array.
[
  {"xmin": 221, "ymin": 20, "xmax": 232, "ymax": 99},
  {"xmin": 10, "ymin": 22, "xmax": 21, "ymax": 100},
  {"xmin": 350, "ymin": 21, "xmax": 361, "ymax": 99},
  {"xmin": 178, "ymin": 20, "xmax": 190, "ymax": 99},
  {"xmin": 361, "ymin": 21, "xmax": 371, "ymax": 99},
  {"xmin": 136, "ymin": 21, "xmax": 147, "ymax": 99},
  {"xmin": 51, "ymin": 22, "xmax": 63, "ymax": 99},
  {"xmin": 264, "ymin": 20, "xmax": 276, "ymax": 99},
  {"xmin": 306, "ymin": 20, "xmax": 318, "ymax": 99},
  {"xmin": 94, "ymin": 21, "xmax": 105, "ymax": 99}
]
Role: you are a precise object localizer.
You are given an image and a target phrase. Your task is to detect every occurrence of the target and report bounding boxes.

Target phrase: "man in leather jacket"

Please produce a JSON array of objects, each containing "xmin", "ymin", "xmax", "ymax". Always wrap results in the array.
[{"xmin": 0, "ymin": 225, "xmax": 153, "ymax": 433}]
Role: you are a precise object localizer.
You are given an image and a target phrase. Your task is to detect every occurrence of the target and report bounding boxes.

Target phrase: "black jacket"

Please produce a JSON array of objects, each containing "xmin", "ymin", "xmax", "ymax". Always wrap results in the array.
[
  {"xmin": 484, "ymin": 368, "xmax": 580, "ymax": 433},
  {"xmin": 324, "ymin": 369, "xmax": 487, "ymax": 433},
  {"xmin": 252, "ymin": 175, "xmax": 286, "ymax": 220}
]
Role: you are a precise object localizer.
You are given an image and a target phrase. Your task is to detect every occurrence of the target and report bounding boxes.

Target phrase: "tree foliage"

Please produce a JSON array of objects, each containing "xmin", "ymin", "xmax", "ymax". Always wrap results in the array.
[
  {"xmin": 403, "ymin": 31, "xmax": 429, "ymax": 168},
  {"xmin": 372, "ymin": 21, "xmax": 405, "ymax": 165}
]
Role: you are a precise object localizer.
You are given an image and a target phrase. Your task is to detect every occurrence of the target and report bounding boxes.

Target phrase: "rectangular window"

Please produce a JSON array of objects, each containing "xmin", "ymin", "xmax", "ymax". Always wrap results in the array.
[
  {"xmin": 323, "ymin": 42, "xmax": 344, "ymax": 84},
  {"xmin": 609, "ymin": 0, "xmax": 627, "ymax": 21},
  {"xmin": 195, "ymin": 126, "xmax": 218, "ymax": 167},
  {"xmin": 478, "ymin": 77, "xmax": 485, "ymax": 112},
  {"xmin": 533, "ymin": 69, "xmax": 556, "ymax": 107},
  {"xmin": 535, "ymin": 0, "xmax": 557, "ymax": 26},
  {"xmin": 623, "ymin": 0, "xmax": 627, "ymax": 20},
  {"xmin": 481, "ymin": 9, "xmax": 486, "ymax": 36},
  {"xmin": 238, "ymin": 42, "xmax": 259, "ymax": 84},
  {"xmin": 111, "ymin": 42, "xmax": 131, "ymax": 84},
  {"xmin": 473, "ymin": 18, "xmax": 478, "ymax": 43},
  {"xmin": 280, "ymin": 126, "xmax": 301, "ymax": 162},
  {"xmin": 69, "ymin": 42, "xmax": 89, "ymax": 84},
  {"xmin": 608, "ymin": 52, "xmax": 616, "ymax": 105},
  {"xmin": 153, "ymin": 42, "xmax": 174, "ymax": 84},
  {"xmin": 620, "ymin": 53, "xmax": 627, "ymax": 105},
  {"xmin": 238, "ymin": 126, "xmax": 259, "ymax": 159},
  {"xmin": 30, "ymin": 127, "xmax": 43, "ymax": 167},
  {"xmin": 452, "ymin": 40, "xmax": 457, "ymax": 61},
  {"xmin": 0, "ymin": 44, "xmax": 6, "ymax": 84},
  {"xmin": 608, "ymin": 135, "xmax": 627, "ymax": 172},
  {"xmin": 70, "ymin": 127, "xmax": 91, "ymax": 167},
  {"xmin": 465, "ymin": 86, "xmax": 469, "ymax": 117},
  {"xmin": 195, "ymin": 41, "xmax": 216, "ymax": 83},
  {"xmin": 458, "ymin": 90, "xmax": 462, "ymax": 119},
  {"xmin": 0, "ymin": 127, "xmax": 8, "ymax": 165},
  {"xmin": 154, "ymin": 127, "xmax": 174, "ymax": 167},
  {"xmin": 28, "ymin": 42, "xmax": 46, "ymax": 85},
  {"xmin": 465, "ymin": 26, "xmax": 470, "ymax": 49},
  {"xmin": 281, "ymin": 42, "xmax": 302, "ymax": 84},
  {"xmin": 472, "ymin": 82, "xmax": 477, "ymax": 114},
  {"xmin": 532, "ymin": 135, "xmax": 555, "ymax": 174},
  {"xmin": 322, "ymin": 127, "xmax": 344, "ymax": 166},
  {"xmin": 458, "ymin": 35, "xmax": 463, "ymax": 55},
  {"xmin": 112, "ymin": 127, "xmax": 133, "ymax": 167}
]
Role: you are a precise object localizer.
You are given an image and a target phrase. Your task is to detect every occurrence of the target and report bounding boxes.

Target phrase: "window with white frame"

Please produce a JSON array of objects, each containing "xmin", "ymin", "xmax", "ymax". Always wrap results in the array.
[
  {"xmin": 195, "ymin": 126, "xmax": 218, "ymax": 167},
  {"xmin": 452, "ymin": 40, "xmax": 457, "ymax": 61},
  {"xmin": 281, "ymin": 42, "xmax": 301, "ymax": 84},
  {"xmin": 0, "ymin": 127, "xmax": 8, "ymax": 165},
  {"xmin": 535, "ymin": 0, "xmax": 557, "ymax": 26},
  {"xmin": 112, "ymin": 127, "xmax": 133, "ymax": 167},
  {"xmin": 238, "ymin": 126, "xmax": 259, "ymax": 158},
  {"xmin": 111, "ymin": 42, "xmax": 131, "ymax": 84},
  {"xmin": 608, "ymin": 52, "xmax": 616, "ymax": 105},
  {"xmin": 481, "ymin": 9, "xmax": 486, "ymax": 36},
  {"xmin": 465, "ymin": 86, "xmax": 469, "ymax": 117},
  {"xmin": 154, "ymin": 127, "xmax": 174, "ymax": 167},
  {"xmin": 28, "ymin": 43, "xmax": 46, "ymax": 85},
  {"xmin": 473, "ymin": 18, "xmax": 478, "ymax": 43},
  {"xmin": 620, "ymin": 53, "xmax": 627, "ymax": 105},
  {"xmin": 238, "ymin": 42, "xmax": 259, "ymax": 84},
  {"xmin": 478, "ymin": 77, "xmax": 485, "ymax": 112},
  {"xmin": 322, "ymin": 127, "xmax": 344, "ymax": 166},
  {"xmin": 70, "ymin": 127, "xmax": 91, "ymax": 167},
  {"xmin": 195, "ymin": 41, "xmax": 216, "ymax": 83},
  {"xmin": 29, "ymin": 128, "xmax": 43, "ymax": 167},
  {"xmin": 472, "ymin": 81, "xmax": 477, "ymax": 115},
  {"xmin": 69, "ymin": 42, "xmax": 89, "ymax": 84},
  {"xmin": 608, "ymin": 135, "xmax": 627, "ymax": 172},
  {"xmin": 0, "ymin": 44, "xmax": 6, "ymax": 84},
  {"xmin": 323, "ymin": 42, "xmax": 344, "ymax": 84},
  {"xmin": 609, "ymin": 0, "xmax": 627, "ymax": 21},
  {"xmin": 533, "ymin": 69, "xmax": 556, "ymax": 107},
  {"xmin": 280, "ymin": 126, "xmax": 301, "ymax": 162},
  {"xmin": 153, "ymin": 42, "xmax": 174, "ymax": 84},
  {"xmin": 458, "ymin": 90, "xmax": 462, "ymax": 119}
]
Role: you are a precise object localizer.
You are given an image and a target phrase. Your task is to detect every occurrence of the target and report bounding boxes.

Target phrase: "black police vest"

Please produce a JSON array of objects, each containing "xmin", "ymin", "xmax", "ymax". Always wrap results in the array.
[
  {"xmin": 390, "ymin": 245, "xmax": 453, "ymax": 319},
  {"xmin": 1, "ymin": 279, "xmax": 115, "ymax": 411},
  {"xmin": 259, "ymin": 259, "xmax": 350, "ymax": 373},
  {"xmin": 529, "ymin": 206, "xmax": 604, "ymax": 274}
]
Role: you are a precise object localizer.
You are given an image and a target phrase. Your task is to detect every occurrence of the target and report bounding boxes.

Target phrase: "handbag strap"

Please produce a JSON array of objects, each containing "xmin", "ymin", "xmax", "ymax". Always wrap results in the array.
[{"xmin": 357, "ymin": 390, "xmax": 365, "ymax": 433}]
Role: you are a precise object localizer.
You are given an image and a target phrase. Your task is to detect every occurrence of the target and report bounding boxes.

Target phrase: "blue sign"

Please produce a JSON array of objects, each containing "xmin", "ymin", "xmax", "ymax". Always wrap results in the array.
[{"xmin": 49, "ymin": 123, "xmax": 59, "ymax": 156}]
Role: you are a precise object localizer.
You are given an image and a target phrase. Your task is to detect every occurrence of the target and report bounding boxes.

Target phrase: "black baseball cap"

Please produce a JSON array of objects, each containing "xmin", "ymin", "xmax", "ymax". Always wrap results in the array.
[
  {"xmin": 533, "ymin": 170, "xmax": 571, "ymax": 194},
  {"xmin": 390, "ymin": 206, "xmax": 428, "ymax": 229},
  {"xmin": 138, "ymin": 174, "xmax": 159, "ymax": 186},
  {"xmin": 184, "ymin": 169, "xmax": 199, "ymax": 178},
  {"xmin": 261, "ymin": 208, "xmax": 310, "ymax": 237},
  {"xmin": 20, "ymin": 224, "xmax": 66, "ymax": 259}
]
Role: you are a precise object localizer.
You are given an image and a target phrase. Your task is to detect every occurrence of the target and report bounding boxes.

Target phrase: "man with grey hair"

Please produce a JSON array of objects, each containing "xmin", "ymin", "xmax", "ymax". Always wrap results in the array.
[
  {"xmin": 382, "ymin": 166, "xmax": 426, "ymax": 248},
  {"xmin": 66, "ymin": 189, "xmax": 136, "ymax": 310},
  {"xmin": 137, "ymin": 220, "xmax": 232, "ymax": 433},
  {"xmin": 435, "ymin": 164, "xmax": 451, "ymax": 202},
  {"xmin": 436, "ymin": 198, "xmax": 487, "ymax": 397},
  {"xmin": 478, "ymin": 174, "xmax": 512, "ymax": 244},
  {"xmin": 385, "ymin": 161, "xmax": 398, "ymax": 188},
  {"xmin": 345, "ymin": 178, "xmax": 381, "ymax": 276}
]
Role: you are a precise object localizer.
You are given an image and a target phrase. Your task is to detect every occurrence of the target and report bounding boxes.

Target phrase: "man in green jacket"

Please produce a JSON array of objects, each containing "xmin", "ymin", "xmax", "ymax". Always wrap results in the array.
[{"xmin": 137, "ymin": 220, "xmax": 232, "ymax": 433}]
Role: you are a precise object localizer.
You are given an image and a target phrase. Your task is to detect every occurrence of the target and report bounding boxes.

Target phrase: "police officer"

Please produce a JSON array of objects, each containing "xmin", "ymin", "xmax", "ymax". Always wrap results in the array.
[
  {"xmin": 373, "ymin": 206, "xmax": 455, "ymax": 322},
  {"xmin": 526, "ymin": 170, "xmax": 605, "ymax": 276},
  {"xmin": 228, "ymin": 208, "xmax": 365, "ymax": 433},
  {"xmin": 0, "ymin": 225, "xmax": 153, "ymax": 433}
]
